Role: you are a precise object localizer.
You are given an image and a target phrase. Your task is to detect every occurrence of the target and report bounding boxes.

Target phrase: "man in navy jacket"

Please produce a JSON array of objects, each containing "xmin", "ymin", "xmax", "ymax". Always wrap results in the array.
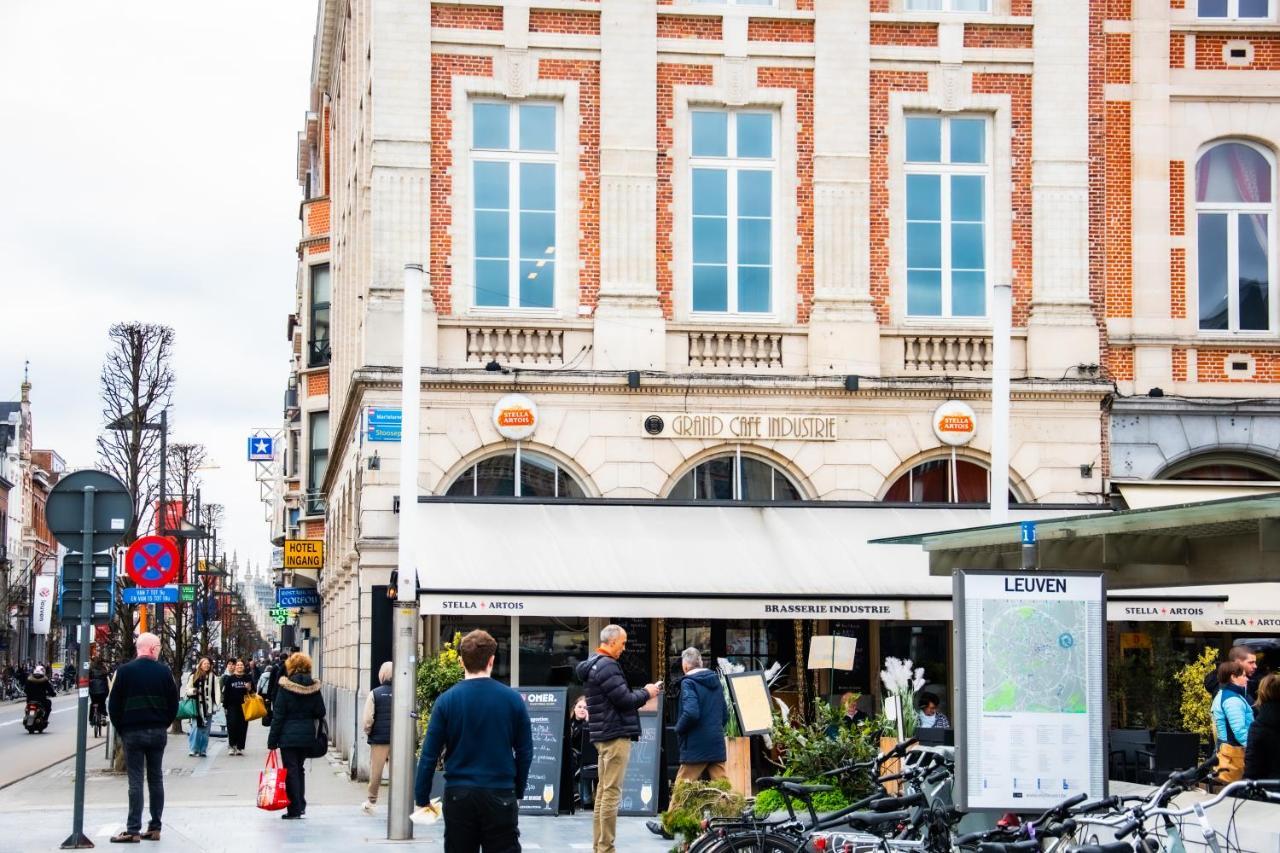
[{"xmin": 673, "ymin": 648, "xmax": 728, "ymax": 782}]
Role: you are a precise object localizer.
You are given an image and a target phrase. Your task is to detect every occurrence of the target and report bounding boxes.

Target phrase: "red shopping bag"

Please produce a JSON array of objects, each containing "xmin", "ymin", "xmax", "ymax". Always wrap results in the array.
[{"xmin": 257, "ymin": 750, "xmax": 290, "ymax": 811}]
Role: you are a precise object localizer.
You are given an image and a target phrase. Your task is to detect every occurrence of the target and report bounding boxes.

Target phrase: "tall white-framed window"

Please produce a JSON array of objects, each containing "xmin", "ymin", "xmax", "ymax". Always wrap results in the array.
[
  {"xmin": 1197, "ymin": 0, "xmax": 1271, "ymax": 20},
  {"xmin": 690, "ymin": 109, "xmax": 777, "ymax": 315},
  {"xmin": 904, "ymin": 114, "xmax": 989, "ymax": 318},
  {"xmin": 471, "ymin": 101, "xmax": 558, "ymax": 310},
  {"xmin": 1195, "ymin": 141, "xmax": 1275, "ymax": 333},
  {"xmin": 904, "ymin": 0, "xmax": 991, "ymax": 11}
]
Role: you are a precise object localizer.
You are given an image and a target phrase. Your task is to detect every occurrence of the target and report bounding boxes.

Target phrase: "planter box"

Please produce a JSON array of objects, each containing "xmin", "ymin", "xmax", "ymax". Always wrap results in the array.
[
  {"xmin": 725, "ymin": 736, "xmax": 752, "ymax": 795},
  {"xmin": 879, "ymin": 737, "xmax": 902, "ymax": 794}
]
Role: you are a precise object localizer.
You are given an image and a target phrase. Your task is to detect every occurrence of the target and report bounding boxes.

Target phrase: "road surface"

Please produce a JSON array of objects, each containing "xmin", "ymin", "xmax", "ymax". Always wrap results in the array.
[{"xmin": 0, "ymin": 693, "xmax": 101, "ymax": 789}]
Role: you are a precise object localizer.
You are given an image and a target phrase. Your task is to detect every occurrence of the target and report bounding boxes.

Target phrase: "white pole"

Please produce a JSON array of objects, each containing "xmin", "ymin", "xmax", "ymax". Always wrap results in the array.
[
  {"xmin": 990, "ymin": 282, "xmax": 1012, "ymax": 524},
  {"xmin": 389, "ymin": 263, "xmax": 424, "ymax": 840}
]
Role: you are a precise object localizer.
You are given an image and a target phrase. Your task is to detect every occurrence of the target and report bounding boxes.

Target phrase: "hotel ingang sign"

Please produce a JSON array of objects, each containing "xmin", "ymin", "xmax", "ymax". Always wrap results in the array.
[
  {"xmin": 648, "ymin": 413, "xmax": 838, "ymax": 441},
  {"xmin": 283, "ymin": 539, "xmax": 324, "ymax": 570}
]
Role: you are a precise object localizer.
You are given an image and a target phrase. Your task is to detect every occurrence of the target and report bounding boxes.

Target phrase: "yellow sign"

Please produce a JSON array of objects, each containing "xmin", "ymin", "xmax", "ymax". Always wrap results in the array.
[{"xmin": 283, "ymin": 539, "xmax": 324, "ymax": 569}]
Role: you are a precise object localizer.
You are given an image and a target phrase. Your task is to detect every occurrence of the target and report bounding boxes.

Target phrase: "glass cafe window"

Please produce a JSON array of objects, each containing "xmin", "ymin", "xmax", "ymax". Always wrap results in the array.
[
  {"xmin": 1197, "ymin": 0, "xmax": 1270, "ymax": 19},
  {"xmin": 1196, "ymin": 141, "xmax": 1275, "ymax": 332},
  {"xmin": 445, "ymin": 450, "xmax": 586, "ymax": 498},
  {"xmin": 518, "ymin": 617, "xmax": 590, "ymax": 687},
  {"xmin": 666, "ymin": 449, "xmax": 802, "ymax": 501},
  {"xmin": 883, "ymin": 457, "xmax": 1018, "ymax": 504},
  {"xmin": 472, "ymin": 102, "xmax": 558, "ymax": 309},
  {"xmin": 904, "ymin": 115, "xmax": 989, "ymax": 318}
]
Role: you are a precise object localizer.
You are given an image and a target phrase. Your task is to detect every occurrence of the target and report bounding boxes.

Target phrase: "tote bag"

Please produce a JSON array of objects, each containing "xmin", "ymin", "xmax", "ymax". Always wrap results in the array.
[
  {"xmin": 257, "ymin": 750, "xmax": 290, "ymax": 811},
  {"xmin": 176, "ymin": 697, "xmax": 198, "ymax": 722},
  {"xmin": 242, "ymin": 693, "xmax": 268, "ymax": 723}
]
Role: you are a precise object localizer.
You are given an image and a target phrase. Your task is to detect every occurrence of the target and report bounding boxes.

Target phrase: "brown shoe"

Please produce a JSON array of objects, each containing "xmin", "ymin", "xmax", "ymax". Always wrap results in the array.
[
  {"xmin": 109, "ymin": 833, "xmax": 140, "ymax": 844},
  {"xmin": 140, "ymin": 830, "xmax": 161, "ymax": 841}
]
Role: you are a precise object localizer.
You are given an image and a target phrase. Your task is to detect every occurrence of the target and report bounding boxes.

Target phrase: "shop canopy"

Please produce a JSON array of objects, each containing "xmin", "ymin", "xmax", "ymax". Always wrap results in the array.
[
  {"xmin": 871, "ymin": 491, "xmax": 1280, "ymax": 592},
  {"xmin": 412, "ymin": 499, "xmax": 1225, "ymax": 622}
]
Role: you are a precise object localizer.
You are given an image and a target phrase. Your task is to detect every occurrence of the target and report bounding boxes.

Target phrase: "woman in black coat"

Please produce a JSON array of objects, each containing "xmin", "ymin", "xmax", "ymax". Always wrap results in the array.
[
  {"xmin": 220, "ymin": 660, "xmax": 256, "ymax": 755},
  {"xmin": 1245, "ymin": 673, "xmax": 1280, "ymax": 781},
  {"xmin": 267, "ymin": 652, "xmax": 326, "ymax": 820}
]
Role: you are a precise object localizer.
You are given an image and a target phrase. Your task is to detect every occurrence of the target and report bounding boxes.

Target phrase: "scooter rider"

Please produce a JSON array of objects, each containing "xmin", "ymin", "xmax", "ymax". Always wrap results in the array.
[{"xmin": 24, "ymin": 666, "xmax": 57, "ymax": 719}]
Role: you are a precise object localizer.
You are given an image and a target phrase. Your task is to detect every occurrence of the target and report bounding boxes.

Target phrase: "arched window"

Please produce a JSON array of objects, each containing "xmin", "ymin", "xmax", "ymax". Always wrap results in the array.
[
  {"xmin": 667, "ymin": 449, "xmax": 803, "ymax": 501},
  {"xmin": 445, "ymin": 450, "xmax": 586, "ymax": 498},
  {"xmin": 1159, "ymin": 451, "xmax": 1280, "ymax": 481},
  {"xmin": 1196, "ymin": 141, "xmax": 1275, "ymax": 332},
  {"xmin": 882, "ymin": 457, "xmax": 1018, "ymax": 504}
]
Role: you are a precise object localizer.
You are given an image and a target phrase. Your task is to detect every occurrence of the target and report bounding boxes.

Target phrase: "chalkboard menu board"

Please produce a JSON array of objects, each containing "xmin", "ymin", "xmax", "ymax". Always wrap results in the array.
[
  {"xmin": 517, "ymin": 687, "xmax": 568, "ymax": 815},
  {"xmin": 612, "ymin": 618, "xmax": 652, "ymax": 686},
  {"xmin": 618, "ymin": 695, "xmax": 664, "ymax": 816}
]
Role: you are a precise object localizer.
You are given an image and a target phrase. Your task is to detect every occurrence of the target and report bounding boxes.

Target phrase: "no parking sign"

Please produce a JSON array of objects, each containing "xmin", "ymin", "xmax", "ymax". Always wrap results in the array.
[{"xmin": 125, "ymin": 536, "xmax": 180, "ymax": 588}]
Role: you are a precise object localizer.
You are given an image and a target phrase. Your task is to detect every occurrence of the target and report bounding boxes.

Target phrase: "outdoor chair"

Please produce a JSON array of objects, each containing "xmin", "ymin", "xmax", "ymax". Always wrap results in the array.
[
  {"xmin": 1135, "ymin": 731, "xmax": 1199, "ymax": 785},
  {"xmin": 1108, "ymin": 728, "xmax": 1152, "ymax": 783}
]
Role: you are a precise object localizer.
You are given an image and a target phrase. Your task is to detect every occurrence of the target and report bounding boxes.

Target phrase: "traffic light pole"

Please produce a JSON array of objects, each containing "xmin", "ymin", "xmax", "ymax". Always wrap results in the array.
[{"xmin": 62, "ymin": 485, "xmax": 95, "ymax": 849}]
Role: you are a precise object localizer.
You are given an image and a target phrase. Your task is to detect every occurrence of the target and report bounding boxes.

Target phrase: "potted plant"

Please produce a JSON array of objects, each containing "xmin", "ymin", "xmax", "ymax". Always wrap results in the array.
[
  {"xmin": 716, "ymin": 659, "xmax": 752, "ymax": 795},
  {"xmin": 879, "ymin": 657, "xmax": 924, "ymax": 789}
]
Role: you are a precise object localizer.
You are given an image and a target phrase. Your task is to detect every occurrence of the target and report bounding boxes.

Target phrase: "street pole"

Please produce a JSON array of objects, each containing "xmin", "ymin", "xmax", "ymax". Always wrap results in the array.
[
  {"xmin": 62, "ymin": 485, "xmax": 95, "ymax": 849},
  {"xmin": 990, "ymin": 281, "xmax": 1012, "ymax": 525},
  {"xmin": 388, "ymin": 263, "xmax": 424, "ymax": 840}
]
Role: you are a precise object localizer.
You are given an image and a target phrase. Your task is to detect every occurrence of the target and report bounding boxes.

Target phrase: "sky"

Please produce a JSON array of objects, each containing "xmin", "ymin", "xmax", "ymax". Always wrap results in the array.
[{"xmin": 0, "ymin": 2, "xmax": 316, "ymax": 575}]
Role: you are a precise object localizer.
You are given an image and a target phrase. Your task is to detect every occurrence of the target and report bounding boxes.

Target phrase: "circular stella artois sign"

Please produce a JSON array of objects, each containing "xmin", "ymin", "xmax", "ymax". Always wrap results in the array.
[
  {"xmin": 932, "ymin": 400, "xmax": 977, "ymax": 446},
  {"xmin": 493, "ymin": 394, "xmax": 538, "ymax": 440}
]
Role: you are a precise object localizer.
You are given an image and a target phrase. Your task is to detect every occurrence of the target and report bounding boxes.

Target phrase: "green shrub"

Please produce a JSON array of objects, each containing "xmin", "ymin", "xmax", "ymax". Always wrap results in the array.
[
  {"xmin": 767, "ymin": 701, "xmax": 881, "ymax": 800},
  {"xmin": 753, "ymin": 785, "xmax": 852, "ymax": 817},
  {"xmin": 662, "ymin": 779, "xmax": 745, "ymax": 849}
]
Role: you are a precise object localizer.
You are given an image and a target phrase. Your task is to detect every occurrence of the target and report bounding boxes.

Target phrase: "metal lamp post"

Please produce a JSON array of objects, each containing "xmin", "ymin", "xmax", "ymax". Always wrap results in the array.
[{"xmin": 105, "ymin": 408, "xmax": 168, "ymax": 633}]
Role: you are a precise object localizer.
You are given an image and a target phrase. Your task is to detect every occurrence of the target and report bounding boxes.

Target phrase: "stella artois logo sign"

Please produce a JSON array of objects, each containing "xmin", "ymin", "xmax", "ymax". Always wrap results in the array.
[
  {"xmin": 932, "ymin": 401, "xmax": 977, "ymax": 446},
  {"xmin": 493, "ymin": 394, "xmax": 538, "ymax": 441}
]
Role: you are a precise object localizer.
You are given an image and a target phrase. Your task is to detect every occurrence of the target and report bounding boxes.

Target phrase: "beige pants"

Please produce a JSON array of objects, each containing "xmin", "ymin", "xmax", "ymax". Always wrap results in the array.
[
  {"xmin": 367, "ymin": 744, "xmax": 390, "ymax": 802},
  {"xmin": 592, "ymin": 738, "xmax": 631, "ymax": 853},
  {"xmin": 676, "ymin": 761, "xmax": 727, "ymax": 784}
]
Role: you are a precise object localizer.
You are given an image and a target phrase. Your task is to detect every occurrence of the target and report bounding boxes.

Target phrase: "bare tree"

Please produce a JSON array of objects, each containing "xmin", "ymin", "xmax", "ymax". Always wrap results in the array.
[
  {"xmin": 197, "ymin": 503, "xmax": 225, "ymax": 656},
  {"xmin": 161, "ymin": 443, "xmax": 206, "ymax": 725},
  {"xmin": 96, "ymin": 322, "xmax": 175, "ymax": 664}
]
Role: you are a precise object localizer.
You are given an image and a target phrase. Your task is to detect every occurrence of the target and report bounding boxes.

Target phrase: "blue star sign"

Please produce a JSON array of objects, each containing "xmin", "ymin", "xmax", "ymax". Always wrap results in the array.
[{"xmin": 248, "ymin": 436, "xmax": 275, "ymax": 462}]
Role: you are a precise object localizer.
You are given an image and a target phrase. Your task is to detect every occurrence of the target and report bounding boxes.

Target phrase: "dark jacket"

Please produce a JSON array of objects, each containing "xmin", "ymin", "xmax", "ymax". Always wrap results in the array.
[
  {"xmin": 108, "ymin": 657, "xmax": 179, "ymax": 733},
  {"xmin": 366, "ymin": 684, "xmax": 393, "ymax": 745},
  {"xmin": 675, "ymin": 668, "xmax": 727, "ymax": 764},
  {"xmin": 574, "ymin": 653, "xmax": 649, "ymax": 743},
  {"xmin": 1244, "ymin": 700, "xmax": 1280, "ymax": 781},
  {"xmin": 88, "ymin": 665, "xmax": 110, "ymax": 697},
  {"xmin": 267, "ymin": 674, "xmax": 326, "ymax": 750},
  {"xmin": 24, "ymin": 673, "xmax": 57, "ymax": 705},
  {"xmin": 221, "ymin": 674, "xmax": 255, "ymax": 718}
]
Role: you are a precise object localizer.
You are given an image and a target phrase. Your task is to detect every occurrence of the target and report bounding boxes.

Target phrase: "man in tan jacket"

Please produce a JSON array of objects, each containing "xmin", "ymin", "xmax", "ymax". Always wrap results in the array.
[{"xmin": 360, "ymin": 662, "xmax": 394, "ymax": 814}]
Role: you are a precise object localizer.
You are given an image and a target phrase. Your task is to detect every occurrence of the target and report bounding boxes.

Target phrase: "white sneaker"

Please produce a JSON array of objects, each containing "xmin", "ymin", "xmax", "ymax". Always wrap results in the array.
[{"xmin": 361, "ymin": 801, "xmax": 375, "ymax": 815}]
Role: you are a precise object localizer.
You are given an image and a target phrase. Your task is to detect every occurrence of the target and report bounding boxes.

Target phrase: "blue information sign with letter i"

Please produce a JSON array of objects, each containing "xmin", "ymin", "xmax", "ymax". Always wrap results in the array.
[{"xmin": 1020, "ymin": 521, "xmax": 1036, "ymax": 545}]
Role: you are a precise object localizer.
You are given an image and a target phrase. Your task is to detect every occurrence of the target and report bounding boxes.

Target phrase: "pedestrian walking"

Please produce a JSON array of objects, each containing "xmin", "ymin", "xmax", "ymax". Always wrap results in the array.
[
  {"xmin": 221, "ymin": 660, "xmax": 256, "ymax": 755},
  {"xmin": 574, "ymin": 624, "xmax": 660, "ymax": 853},
  {"xmin": 266, "ymin": 652, "xmax": 326, "ymax": 820},
  {"xmin": 414, "ymin": 630, "xmax": 533, "ymax": 853},
  {"xmin": 1245, "ymin": 672, "xmax": 1280, "ymax": 781},
  {"xmin": 1212, "ymin": 660, "xmax": 1255, "ymax": 782},
  {"xmin": 648, "ymin": 648, "xmax": 727, "ymax": 839},
  {"xmin": 184, "ymin": 657, "xmax": 218, "ymax": 757},
  {"xmin": 361, "ymin": 661, "xmax": 394, "ymax": 814},
  {"xmin": 107, "ymin": 632, "xmax": 179, "ymax": 843}
]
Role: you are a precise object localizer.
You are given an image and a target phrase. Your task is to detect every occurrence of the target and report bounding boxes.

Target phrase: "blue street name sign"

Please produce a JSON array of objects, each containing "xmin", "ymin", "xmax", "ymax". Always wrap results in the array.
[
  {"xmin": 366, "ymin": 407, "xmax": 402, "ymax": 443},
  {"xmin": 248, "ymin": 436, "xmax": 275, "ymax": 461},
  {"xmin": 123, "ymin": 586, "xmax": 180, "ymax": 605},
  {"xmin": 276, "ymin": 587, "xmax": 322, "ymax": 609}
]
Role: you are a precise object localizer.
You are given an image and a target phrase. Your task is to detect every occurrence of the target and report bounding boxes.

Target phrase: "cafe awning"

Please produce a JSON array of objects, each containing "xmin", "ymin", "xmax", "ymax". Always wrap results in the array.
[{"xmin": 413, "ymin": 500, "xmax": 1099, "ymax": 620}]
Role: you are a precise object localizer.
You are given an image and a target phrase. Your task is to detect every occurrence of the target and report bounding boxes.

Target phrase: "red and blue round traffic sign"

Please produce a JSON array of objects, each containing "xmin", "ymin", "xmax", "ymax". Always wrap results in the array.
[{"xmin": 125, "ymin": 536, "xmax": 180, "ymax": 588}]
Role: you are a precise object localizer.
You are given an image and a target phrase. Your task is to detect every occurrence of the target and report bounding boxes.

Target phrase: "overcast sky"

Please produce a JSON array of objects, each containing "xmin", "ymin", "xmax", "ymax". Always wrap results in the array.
[{"xmin": 1, "ymin": 2, "xmax": 315, "ymax": 575}]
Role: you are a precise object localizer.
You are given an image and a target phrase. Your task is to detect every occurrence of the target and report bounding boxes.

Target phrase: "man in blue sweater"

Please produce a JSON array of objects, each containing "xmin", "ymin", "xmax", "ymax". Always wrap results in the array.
[{"xmin": 415, "ymin": 630, "xmax": 533, "ymax": 853}]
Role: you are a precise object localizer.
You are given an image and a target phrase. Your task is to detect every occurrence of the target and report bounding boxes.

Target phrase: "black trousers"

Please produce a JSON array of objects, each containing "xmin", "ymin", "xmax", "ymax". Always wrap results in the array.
[
  {"xmin": 280, "ymin": 748, "xmax": 308, "ymax": 817},
  {"xmin": 226, "ymin": 709, "xmax": 248, "ymax": 750},
  {"xmin": 443, "ymin": 787, "xmax": 521, "ymax": 853}
]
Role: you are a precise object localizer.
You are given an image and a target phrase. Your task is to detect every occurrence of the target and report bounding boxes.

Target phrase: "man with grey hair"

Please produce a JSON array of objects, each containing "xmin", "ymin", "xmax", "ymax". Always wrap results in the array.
[
  {"xmin": 361, "ymin": 661, "xmax": 395, "ymax": 813},
  {"xmin": 108, "ymin": 632, "xmax": 179, "ymax": 843},
  {"xmin": 647, "ymin": 647, "xmax": 728, "ymax": 838},
  {"xmin": 576, "ymin": 624, "xmax": 660, "ymax": 853}
]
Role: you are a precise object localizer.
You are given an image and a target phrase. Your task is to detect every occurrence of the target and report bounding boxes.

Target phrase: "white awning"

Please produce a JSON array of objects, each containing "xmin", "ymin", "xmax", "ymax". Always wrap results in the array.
[
  {"xmin": 1114, "ymin": 479, "xmax": 1280, "ymax": 510},
  {"xmin": 413, "ymin": 501, "xmax": 1099, "ymax": 620}
]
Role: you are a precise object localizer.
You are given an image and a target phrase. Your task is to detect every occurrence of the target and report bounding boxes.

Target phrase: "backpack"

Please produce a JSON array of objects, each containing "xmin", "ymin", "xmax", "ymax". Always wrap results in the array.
[
  {"xmin": 256, "ymin": 669, "xmax": 272, "ymax": 695},
  {"xmin": 308, "ymin": 715, "xmax": 330, "ymax": 759}
]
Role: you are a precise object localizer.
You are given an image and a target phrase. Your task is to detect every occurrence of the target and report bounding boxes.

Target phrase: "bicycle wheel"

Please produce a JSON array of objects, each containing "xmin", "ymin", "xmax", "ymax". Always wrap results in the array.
[{"xmin": 693, "ymin": 830, "xmax": 805, "ymax": 853}]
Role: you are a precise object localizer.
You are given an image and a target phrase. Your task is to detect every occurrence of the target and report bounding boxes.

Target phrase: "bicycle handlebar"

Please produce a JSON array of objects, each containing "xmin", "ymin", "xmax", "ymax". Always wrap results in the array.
[{"xmin": 1170, "ymin": 755, "xmax": 1219, "ymax": 786}]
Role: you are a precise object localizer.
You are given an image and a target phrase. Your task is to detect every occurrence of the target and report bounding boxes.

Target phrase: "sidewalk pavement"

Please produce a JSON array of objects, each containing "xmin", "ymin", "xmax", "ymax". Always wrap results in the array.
[{"xmin": 0, "ymin": 718, "xmax": 673, "ymax": 852}]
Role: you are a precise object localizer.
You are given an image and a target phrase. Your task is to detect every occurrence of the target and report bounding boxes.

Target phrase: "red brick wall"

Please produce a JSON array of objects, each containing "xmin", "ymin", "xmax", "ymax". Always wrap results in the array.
[
  {"xmin": 1198, "ymin": 349, "xmax": 1280, "ymax": 381},
  {"xmin": 306, "ymin": 199, "xmax": 330, "ymax": 237},
  {"xmin": 1011, "ymin": 0, "xmax": 1033, "ymax": 14},
  {"xmin": 1172, "ymin": 348, "xmax": 1187, "ymax": 382},
  {"xmin": 758, "ymin": 66, "xmax": 815, "ymax": 324},
  {"xmin": 1108, "ymin": 347, "xmax": 1134, "ymax": 380},
  {"xmin": 1104, "ymin": 101, "xmax": 1132, "ymax": 320},
  {"xmin": 1170, "ymin": 31, "xmax": 1186, "ymax": 68},
  {"xmin": 529, "ymin": 9, "xmax": 600, "ymax": 35},
  {"xmin": 657, "ymin": 63, "xmax": 715, "ymax": 319},
  {"xmin": 870, "ymin": 22, "xmax": 939, "ymax": 47},
  {"xmin": 747, "ymin": 18, "xmax": 815, "ymax": 43},
  {"xmin": 1108, "ymin": 0, "xmax": 1132, "ymax": 18},
  {"xmin": 869, "ymin": 70, "xmax": 930, "ymax": 324},
  {"xmin": 304, "ymin": 519, "xmax": 326, "ymax": 538},
  {"xmin": 1171, "ymin": 0, "xmax": 1186, "ymax": 8},
  {"xmin": 323, "ymin": 105, "xmax": 331, "ymax": 196},
  {"xmin": 431, "ymin": 4, "xmax": 502, "ymax": 30},
  {"xmin": 870, "ymin": 0, "xmax": 890, "ymax": 12},
  {"xmin": 1169, "ymin": 160, "xmax": 1184, "ymax": 236},
  {"xmin": 539, "ymin": 58, "xmax": 601, "ymax": 311},
  {"xmin": 973, "ymin": 72, "xmax": 1034, "ymax": 326},
  {"xmin": 307, "ymin": 240, "xmax": 330, "ymax": 257},
  {"xmin": 306, "ymin": 371, "xmax": 329, "ymax": 397},
  {"xmin": 430, "ymin": 54, "xmax": 495, "ymax": 314},
  {"xmin": 1106, "ymin": 33, "xmax": 1131, "ymax": 84},
  {"xmin": 796, "ymin": 0, "xmax": 814, "ymax": 9},
  {"xmin": 1195, "ymin": 34, "xmax": 1280, "ymax": 70},
  {"xmin": 656, "ymin": 14, "xmax": 722, "ymax": 41},
  {"xmin": 963, "ymin": 24, "xmax": 1033, "ymax": 50},
  {"xmin": 1170, "ymin": 248, "xmax": 1186, "ymax": 319}
]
